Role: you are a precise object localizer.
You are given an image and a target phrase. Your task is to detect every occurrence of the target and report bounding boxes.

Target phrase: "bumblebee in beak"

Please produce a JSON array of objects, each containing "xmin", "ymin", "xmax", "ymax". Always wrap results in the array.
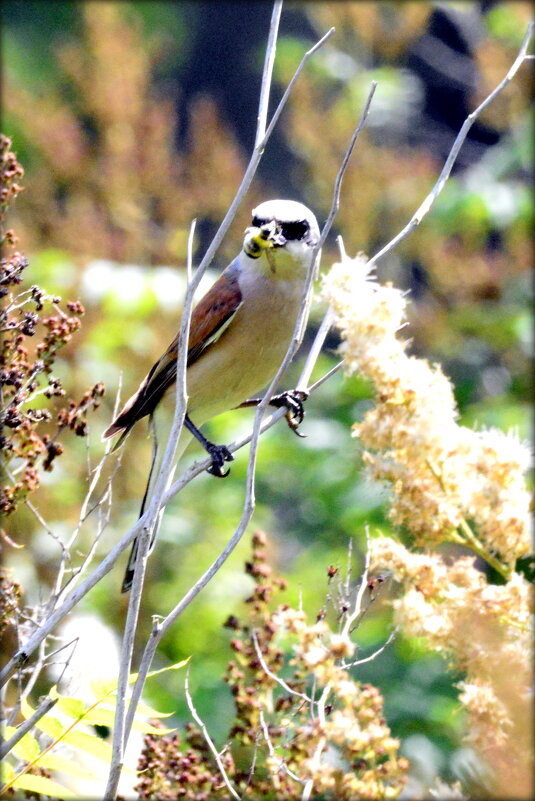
[{"xmin": 243, "ymin": 219, "xmax": 287, "ymax": 258}]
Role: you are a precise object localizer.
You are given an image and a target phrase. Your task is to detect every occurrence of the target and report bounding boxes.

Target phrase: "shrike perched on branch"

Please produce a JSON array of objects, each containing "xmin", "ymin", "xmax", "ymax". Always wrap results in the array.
[{"xmin": 103, "ymin": 199, "xmax": 320, "ymax": 591}]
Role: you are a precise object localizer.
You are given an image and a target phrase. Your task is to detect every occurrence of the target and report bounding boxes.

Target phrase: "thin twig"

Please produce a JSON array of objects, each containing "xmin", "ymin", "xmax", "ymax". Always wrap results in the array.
[
  {"xmin": 319, "ymin": 82, "xmax": 377, "ymax": 254},
  {"xmin": 22, "ymin": 498, "xmax": 68, "ymax": 560},
  {"xmin": 185, "ymin": 669, "xmax": 241, "ymax": 801},
  {"xmin": 296, "ymin": 307, "xmax": 335, "ymax": 394},
  {"xmin": 368, "ymin": 20, "xmax": 534, "ymax": 268},
  {"xmin": 341, "ymin": 526, "xmax": 371, "ymax": 639},
  {"xmin": 255, "ymin": 1, "xmax": 283, "ymax": 148},
  {"xmin": 295, "ymin": 80, "xmax": 377, "ymax": 393},
  {"xmin": 105, "ymin": 218, "xmax": 200, "ymax": 800},
  {"xmin": 342, "ymin": 626, "xmax": 398, "ymax": 669},
  {"xmin": 58, "ymin": 474, "xmax": 115, "ymax": 598},
  {"xmin": 301, "ymin": 686, "xmax": 329, "ymax": 801},
  {"xmin": 252, "ymin": 631, "xmax": 311, "ymax": 704},
  {"xmin": 259, "ymin": 710, "xmax": 306, "ymax": 786},
  {"xmin": 0, "ymin": 696, "xmax": 58, "ymax": 761}
]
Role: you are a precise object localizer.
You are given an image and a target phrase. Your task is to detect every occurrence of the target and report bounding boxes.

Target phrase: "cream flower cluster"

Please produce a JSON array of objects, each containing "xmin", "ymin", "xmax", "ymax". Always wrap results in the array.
[
  {"xmin": 270, "ymin": 606, "xmax": 408, "ymax": 800},
  {"xmin": 322, "ymin": 249, "xmax": 533, "ymax": 796},
  {"xmin": 322, "ymin": 251, "xmax": 532, "ymax": 565},
  {"xmin": 372, "ymin": 537, "xmax": 533, "ymax": 799}
]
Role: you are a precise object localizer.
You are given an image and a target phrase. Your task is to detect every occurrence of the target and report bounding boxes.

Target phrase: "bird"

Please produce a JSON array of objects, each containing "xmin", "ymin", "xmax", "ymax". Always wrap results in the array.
[{"xmin": 103, "ymin": 199, "xmax": 321, "ymax": 592}]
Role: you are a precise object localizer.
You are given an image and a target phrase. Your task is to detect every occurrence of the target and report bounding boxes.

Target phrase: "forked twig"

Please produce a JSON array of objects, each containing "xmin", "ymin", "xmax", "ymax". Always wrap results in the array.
[
  {"xmin": 185, "ymin": 670, "xmax": 241, "ymax": 801},
  {"xmin": 368, "ymin": 20, "xmax": 534, "ymax": 268},
  {"xmin": 259, "ymin": 710, "xmax": 306, "ymax": 786},
  {"xmin": 252, "ymin": 631, "xmax": 311, "ymax": 704},
  {"xmin": 342, "ymin": 626, "xmax": 398, "ymax": 670}
]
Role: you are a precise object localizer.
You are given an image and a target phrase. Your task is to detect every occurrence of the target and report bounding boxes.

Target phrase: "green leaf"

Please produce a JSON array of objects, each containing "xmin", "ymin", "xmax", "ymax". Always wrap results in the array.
[
  {"xmin": 30, "ymin": 711, "xmax": 65, "ymax": 740},
  {"xmin": 1, "ymin": 762, "xmax": 15, "ymax": 781},
  {"xmin": 11, "ymin": 730, "xmax": 41, "ymax": 762},
  {"xmin": 132, "ymin": 657, "xmax": 190, "ymax": 684},
  {"xmin": 40, "ymin": 752, "xmax": 96, "ymax": 779},
  {"xmin": 71, "ymin": 707, "xmax": 117, "ymax": 727},
  {"xmin": 89, "ymin": 677, "xmax": 118, "ymax": 701},
  {"xmin": 89, "ymin": 658, "xmax": 188, "ymax": 702},
  {"xmin": 12, "ymin": 772, "xmax": 76, "ymax": 799},
  {"xmin": 61, "ymin": 729, "xmax": 113, "ymax": 762},
  {"xmin": 132, "ymin": 700, "xmax": 174, "ymax": 719},
  {"xmin": 20, "ymin": 696, "xmax": 35, "ymax": 720},
  {"xmin": 21, "ymin": 699, "xmax": 64, "ymax": 740},
  {"xmin": 56, "ymin": 696, "xmax": 86, "ymax": 720},
  {"xmin": 82, "ymin": 706, "xmax": 175, "ymax": 733}
]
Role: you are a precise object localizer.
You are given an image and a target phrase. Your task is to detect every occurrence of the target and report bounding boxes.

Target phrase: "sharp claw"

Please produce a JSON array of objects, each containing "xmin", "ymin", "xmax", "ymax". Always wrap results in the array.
[
  {"xmin": 206, "ymin": 444, "xmax": 234, "ymax": 478},
  {"xmin": 271, "ymin": 389, "xmax": 308, "ymax": 434},
  {"xmin": 292, "ymin": 426, "xmax": 307, "ymax": 439},
  {"xmin": 207, "ymin": 464, "xmax": 231, "ymax": 477}
]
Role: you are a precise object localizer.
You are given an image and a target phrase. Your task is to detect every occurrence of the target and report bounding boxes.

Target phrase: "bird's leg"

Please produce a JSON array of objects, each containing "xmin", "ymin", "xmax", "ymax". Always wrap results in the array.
[
  {"xmin": 239, "ymin": 389, "xmax": 309, "ymax": 438},
  {"xmin": 184, "ymin": 414, "xmax": 234, "ymax": 477}
]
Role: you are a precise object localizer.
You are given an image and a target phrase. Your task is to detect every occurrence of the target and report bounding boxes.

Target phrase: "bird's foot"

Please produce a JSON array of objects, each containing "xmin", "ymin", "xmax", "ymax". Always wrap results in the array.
[
  {"xmin": 206, "ymin": 443, "xmax": 234, "ymax": 477},
  {"xmin": 269, "ymin": 389, "xmax": 308, "ymax": 437}
]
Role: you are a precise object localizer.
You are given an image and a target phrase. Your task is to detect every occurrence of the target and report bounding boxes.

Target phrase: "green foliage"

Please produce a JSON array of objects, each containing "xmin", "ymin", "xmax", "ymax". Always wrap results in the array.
[{"xmin": 0, "ymin": 660, "xmax": 187, "ymax": 798}]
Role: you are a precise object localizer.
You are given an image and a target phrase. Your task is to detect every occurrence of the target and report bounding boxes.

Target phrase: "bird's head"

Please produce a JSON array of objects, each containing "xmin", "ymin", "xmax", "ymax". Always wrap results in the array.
[{"xmin": 243, "ymin": 199, "xmax": 320, "ymax": 272}]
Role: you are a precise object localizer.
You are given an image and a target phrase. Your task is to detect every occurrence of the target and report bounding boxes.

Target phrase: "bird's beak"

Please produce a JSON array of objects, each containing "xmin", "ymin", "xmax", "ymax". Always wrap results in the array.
[{"xmin": 243, "ymin": 220, "xmax": 286, "ymax": 258}]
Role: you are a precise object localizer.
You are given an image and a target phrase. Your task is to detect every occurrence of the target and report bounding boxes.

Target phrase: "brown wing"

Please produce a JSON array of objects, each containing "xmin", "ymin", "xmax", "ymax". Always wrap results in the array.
[{"xmin": 102, "ymin": 269, "xmax": 242, "ymax": 440}]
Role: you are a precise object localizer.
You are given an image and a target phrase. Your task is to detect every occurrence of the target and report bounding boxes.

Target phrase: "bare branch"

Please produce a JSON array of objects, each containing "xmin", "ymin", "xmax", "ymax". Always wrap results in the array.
[
  {"xmin": 255, "ymin": 1, "xmax": 283, "ymax": 148},
  {"xmin": 342, "ymin": 626, "xmax": 398, "ymax": 670},
  {"xmin": 296, "ymin": 307, "xmax": 335, "ymax": 394},
  {"xmin": 295, "ymin": 80, "xmax": 377, "ymax": 392},
  {"xmin": 190, "ymin": 25, "xmax": 334, "ymax": 285},
  {"xmin": 105, "ymin": 216, "xmax": 200, "ymax": 800},
  {"xmin": 252, "ymin": 630, "xmax": 312, "ymax": 704},
  {"xmin": 185, "ymin": 670, "xmax": 241, "ymax": 801},
  {"xmin": 301, "ymin": 686, "xmax": 330, "ymax": 801},
  {"xmin": 259, "ymin": 710, "xmax": 306, "ymax": 786},
  {"xmin": 318, "ymin": 82, "xmax": 377, "ymax": 253},
  {"xmin": 0, "ymin": 695, "xmax": 58, "ymax": 760},
  {"xmin": 368, "ymin": 21, "xmax": 534, "ymax": 268},
  {"xmin": 341, "ymin": 526, "xmax": 371, "ymax": 639}
]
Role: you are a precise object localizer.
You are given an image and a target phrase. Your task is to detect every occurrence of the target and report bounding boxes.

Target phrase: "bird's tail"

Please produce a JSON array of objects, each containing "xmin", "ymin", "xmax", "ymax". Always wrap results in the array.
[
  {"xmin": 121, "ymin": 463, "xmax": 158, "ymax": 593},
  {"xmin": 121, "ymin": 418, "xmax": 190, "ymax": 593}
]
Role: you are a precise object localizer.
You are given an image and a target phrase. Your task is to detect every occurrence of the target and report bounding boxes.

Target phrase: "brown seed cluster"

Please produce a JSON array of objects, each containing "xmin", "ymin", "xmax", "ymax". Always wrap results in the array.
[
  {"xmin": 0, "ymin": 135, "xmax": 105, "ymax": 520},
  {"xmin": 0, "ymin": 567, "xmax": 22, "ymax": 638},
  {"xmin": 136, "ymin": 532, "xmax": 407, "ymax": 800}
]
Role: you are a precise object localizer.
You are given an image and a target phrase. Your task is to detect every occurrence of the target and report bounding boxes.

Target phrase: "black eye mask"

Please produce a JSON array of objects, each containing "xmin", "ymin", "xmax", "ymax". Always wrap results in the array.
[{"xmin": 252, "ymin": 217, "xmax": 310, "ymax": 242}]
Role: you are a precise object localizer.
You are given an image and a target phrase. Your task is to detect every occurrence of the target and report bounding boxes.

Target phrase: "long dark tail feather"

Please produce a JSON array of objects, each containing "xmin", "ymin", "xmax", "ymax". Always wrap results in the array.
[
  {"xmin": 121, "ymin": 417, "xmax": 159, "ymax": 593},
  {"xmin": 110, "ymin": 427, "xmax": 131, "ymax": 453}
]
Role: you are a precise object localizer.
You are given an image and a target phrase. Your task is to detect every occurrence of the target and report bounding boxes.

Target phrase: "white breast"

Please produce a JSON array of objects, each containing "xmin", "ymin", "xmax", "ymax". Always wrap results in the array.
[{"xmin": 185, "ymin": 250, "xmax": 311, "ymax": 424}]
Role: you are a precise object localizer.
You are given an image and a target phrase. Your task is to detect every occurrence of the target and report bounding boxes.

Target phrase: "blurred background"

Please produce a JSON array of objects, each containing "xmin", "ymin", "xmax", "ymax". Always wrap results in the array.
[{"xmin": 2, "ymin": 0, "xmax": 532, "ymax": 791}]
